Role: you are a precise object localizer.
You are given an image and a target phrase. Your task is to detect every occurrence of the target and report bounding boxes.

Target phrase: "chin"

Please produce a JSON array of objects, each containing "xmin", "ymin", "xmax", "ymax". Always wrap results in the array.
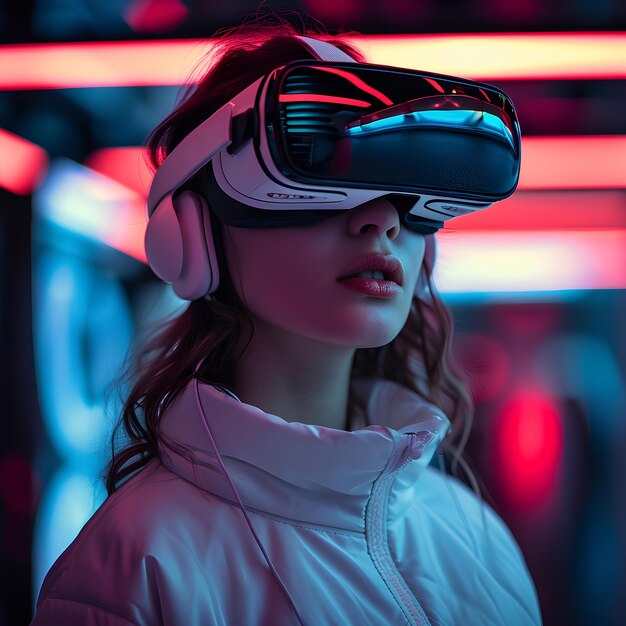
[
  {"xmin": 328, "ymin": 321, "xmax": 404, "ymax": 349},
  {"xmin": 360, "ymin": 330, "xmax": 402, "ymax": 349}
]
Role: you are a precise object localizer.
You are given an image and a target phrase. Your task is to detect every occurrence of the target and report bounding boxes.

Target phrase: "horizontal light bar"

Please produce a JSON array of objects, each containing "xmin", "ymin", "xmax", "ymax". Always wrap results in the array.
[
  {"xmin": 0, "ymin": 128, "xmax": 48, "ymax": 194},
  {"xmin": 519, "ymin": 136, "xmax": 626, "ymax": 190},
  {"xmin": 435, "ymin": 230, "xmax": 626, "ymax": 292},
  {"xmin": 350, "ymin": 33, "xmax": 626, "ymax": 81},
  {"xmin": 0, "ymin": 40, "xmax": 209, "ymax": 90},
  {"xmin": 454, "ymin": 190, "xmax": 626, "ymax": 231},
  {"xmin": 1, "ymin": 32, "xmax": 625, "ymax": 90}
]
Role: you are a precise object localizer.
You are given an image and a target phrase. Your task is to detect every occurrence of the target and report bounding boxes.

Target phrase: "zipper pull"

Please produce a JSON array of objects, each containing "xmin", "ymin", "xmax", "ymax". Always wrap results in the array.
[
  {"xmin": 407, "ymin": 431, "xmax": 435, "ymax": 452},
  {"xmin": 388, "ymin": 431, "xmax": 435, "ymax": 474}
]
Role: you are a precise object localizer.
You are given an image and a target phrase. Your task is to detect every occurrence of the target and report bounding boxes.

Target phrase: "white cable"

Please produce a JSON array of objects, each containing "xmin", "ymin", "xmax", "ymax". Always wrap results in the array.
[{"xmin": 192, "ymin": 362, "xmax": 305, "ymax": 625}]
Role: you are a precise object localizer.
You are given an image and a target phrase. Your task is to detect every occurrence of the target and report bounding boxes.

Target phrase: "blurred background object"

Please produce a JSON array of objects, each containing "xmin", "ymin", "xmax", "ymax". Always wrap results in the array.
[{"xmin": 1, "ymin": 1, "xmax": 625, "ymax": 625}]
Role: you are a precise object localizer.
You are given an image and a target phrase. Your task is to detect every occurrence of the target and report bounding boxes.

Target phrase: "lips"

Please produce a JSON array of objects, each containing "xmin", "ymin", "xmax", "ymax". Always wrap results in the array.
[{"xmin": 337, "ymin": 253, "xmax": 404, "ymax": 286}]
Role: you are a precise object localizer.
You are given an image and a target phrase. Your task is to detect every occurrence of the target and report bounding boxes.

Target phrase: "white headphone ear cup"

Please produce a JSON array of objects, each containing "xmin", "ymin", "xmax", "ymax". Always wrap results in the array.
[
  {"xmin": 145, "ymin": 195, "xmax": 184, "ymax": 284},
  {"xmin": 173, "ymin": 190, "xmax": 219, "ymax": 300},
  {"xmin": 201, "ymin": 198, "xmax": 220, "ymax": 296}
]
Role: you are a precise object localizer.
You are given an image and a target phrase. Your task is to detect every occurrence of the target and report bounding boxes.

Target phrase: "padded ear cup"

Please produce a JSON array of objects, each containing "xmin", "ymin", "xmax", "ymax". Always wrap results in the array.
[
  {"xmin": 145, "ymin": 191, "xmax": 219, "ymax": 300},
  {"xmin": 174, "ymin": 191, "xmax": 219, "ymax": 299},
  {"xmin": 145, "ymin": 194, "xmax": 183, "ymax": 284},
  {"xmin": 415, "ymin": 234, "xmax": 437, "ymax": 297},
  {"xmin": 200, "ymin": 194, "xmax": 220, "ymax": 297}
]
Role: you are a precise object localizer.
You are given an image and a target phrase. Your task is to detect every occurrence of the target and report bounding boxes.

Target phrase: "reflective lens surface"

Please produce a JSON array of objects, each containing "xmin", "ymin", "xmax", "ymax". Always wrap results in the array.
[{"xmin": 265, "ymin": 61, "xmax": 521, "ymax": 202}]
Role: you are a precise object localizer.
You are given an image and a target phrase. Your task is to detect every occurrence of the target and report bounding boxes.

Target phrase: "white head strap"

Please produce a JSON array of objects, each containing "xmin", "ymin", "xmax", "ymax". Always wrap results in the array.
[{"xmin": 296, "ymin": 35, "xmax": 357, "ymax": 63}]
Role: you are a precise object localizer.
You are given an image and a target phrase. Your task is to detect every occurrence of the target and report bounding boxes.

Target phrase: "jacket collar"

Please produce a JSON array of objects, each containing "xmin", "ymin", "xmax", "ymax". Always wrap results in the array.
[{"xmin": 157, "ymin": 377, "xmax": 450, "ymax": 533}]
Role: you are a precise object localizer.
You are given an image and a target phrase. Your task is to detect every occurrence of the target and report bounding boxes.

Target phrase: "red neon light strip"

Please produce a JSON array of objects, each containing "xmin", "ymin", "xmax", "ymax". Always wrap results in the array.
[
  {"xmin": 350, "ymin": 32, "xmax": 626, "ymax": 81},
  {"xmin": 279, "ymin": 94, "xmax": 371, "ymax": 107},
  {"xmin": 0, "ymin": 40, "xmax": 209, "ymax": 90},
  {"xmin": 0, "ymin": 128, "xmax": 48, "ymax": 194},
  {"xmin": 519, "ymin": 136, "xmax": 626, "ymax": 189},
  {"xmin": 423, "ymin": 77, "xmax": 445, "ymax": 93},
  {"xmin": 1, "ymin": 33, "xmax": 625, "ymax": 90},
  {"xmin": 452, "ymin": 190, "xmax": 626, "ymax": 231},
  {"xmin": 313, "ymin": 67, "xmax": 393, "ymax": 105}
]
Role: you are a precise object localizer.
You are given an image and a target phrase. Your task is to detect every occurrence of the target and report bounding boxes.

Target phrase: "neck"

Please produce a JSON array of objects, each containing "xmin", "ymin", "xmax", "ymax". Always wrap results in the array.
[{"xmin": 231, "ymin": 319, "xmax": 356, "ymax": 430}]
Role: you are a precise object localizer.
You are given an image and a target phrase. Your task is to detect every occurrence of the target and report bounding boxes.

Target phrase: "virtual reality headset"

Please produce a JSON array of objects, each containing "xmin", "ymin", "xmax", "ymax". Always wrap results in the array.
[
  {"xmin": 144, "ymin": 36, "xmax": 521, "ymax": 300},
  {"xmin": 146, "ymin": 37, "xmax": 521, "ymax": 236}
]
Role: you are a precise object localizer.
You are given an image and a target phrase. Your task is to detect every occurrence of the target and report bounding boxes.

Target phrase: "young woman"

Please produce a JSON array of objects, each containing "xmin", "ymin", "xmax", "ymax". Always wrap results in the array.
[{"xmin": 31, "ymin": 21, "xmax": 542, "ymax": 626}]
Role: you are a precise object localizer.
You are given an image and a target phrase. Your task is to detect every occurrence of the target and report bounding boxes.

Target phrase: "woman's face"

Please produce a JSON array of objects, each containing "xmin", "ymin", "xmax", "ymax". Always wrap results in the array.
[{"xmin": 220, "ymin": 198, "xmax": 426, "ymax": 349}]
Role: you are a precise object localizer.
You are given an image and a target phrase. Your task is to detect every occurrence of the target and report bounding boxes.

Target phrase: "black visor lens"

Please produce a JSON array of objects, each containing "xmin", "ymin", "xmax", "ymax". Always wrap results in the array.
[{"xmin": 265, "ymin": 62, "xmax": 520, "ymax": 202}]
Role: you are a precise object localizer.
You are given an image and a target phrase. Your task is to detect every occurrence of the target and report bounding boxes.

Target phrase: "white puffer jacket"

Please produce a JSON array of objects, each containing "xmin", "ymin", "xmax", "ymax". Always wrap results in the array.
[{"xmin": 31, "ymin": 377, "xmax": 542, "ymax": 625}]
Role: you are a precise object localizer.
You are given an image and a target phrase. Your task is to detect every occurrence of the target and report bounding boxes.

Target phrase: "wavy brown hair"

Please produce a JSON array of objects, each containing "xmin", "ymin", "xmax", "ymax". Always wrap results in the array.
[{"xmin": 104, "ymin": 20, "xmax": 477, "ymax": 496}]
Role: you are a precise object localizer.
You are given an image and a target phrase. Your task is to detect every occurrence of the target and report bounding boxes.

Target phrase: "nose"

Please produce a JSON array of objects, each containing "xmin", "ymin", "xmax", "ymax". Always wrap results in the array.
[{"xmin": 346, "ymin": 198, "xmax": 400, "ymax": 240}]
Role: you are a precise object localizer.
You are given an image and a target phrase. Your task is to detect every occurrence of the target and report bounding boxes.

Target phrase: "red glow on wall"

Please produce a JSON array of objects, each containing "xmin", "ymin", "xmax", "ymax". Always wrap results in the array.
[
  {"xmin": 0, "ymin": 452, "xmax": 39, "ymax": 515},
  {"xmin": 454, "ymin": 334, "xmax": 511, "ymax": 404},
  {"xmin": 452, "ymin": 190, "xmax": 626, "ymax": 231},
  {"xmin": 302, "ymin": 0, "xmax": 360, "ymax": 22},
  {"xmin": 383, "ymin": 0, "xmax": 432, "ymax": 21},
  {"xmin": 494, "ymin": 393, "xmax": 563, "ymax": 510},
  {"xmin": 85, "ymin": 147, "xmax": 152, "ymax": 197},
  {"xmin": 0, "ymin": 129, "xmax": 48, "ymax": 195},
  {"xmin": 485, "ymin": 0, "xmax": 545, "ymax": 21},
  {"xmin": 124, "ymin": 0, "xmax": 188, "ymax": 33},
  {"xmin": 492, "ymin": 303, "xmax": 562, "ymax": 337},
  {"xmin": 519, "ymin": 136, "xmax": 626, "ymax": 190}
]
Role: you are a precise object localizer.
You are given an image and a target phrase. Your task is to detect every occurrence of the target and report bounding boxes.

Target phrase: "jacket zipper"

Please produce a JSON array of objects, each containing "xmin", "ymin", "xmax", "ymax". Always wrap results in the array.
[{"xmin": 365, "ymin": 432, "xmax": 434, "ymax": 626}]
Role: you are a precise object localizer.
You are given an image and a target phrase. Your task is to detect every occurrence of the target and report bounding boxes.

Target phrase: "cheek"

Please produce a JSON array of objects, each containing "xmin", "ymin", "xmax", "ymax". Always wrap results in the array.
[
  {"xmin": 222, "ymin": 228, "xmax": 273, "ymax": 298},
  {"xmin": 221, "ymin": 223, "xmax": 427, "ymax": 347},
  {"xmin": 222, "ymin": 227, "xmax": 326, "ymax": 310}
]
